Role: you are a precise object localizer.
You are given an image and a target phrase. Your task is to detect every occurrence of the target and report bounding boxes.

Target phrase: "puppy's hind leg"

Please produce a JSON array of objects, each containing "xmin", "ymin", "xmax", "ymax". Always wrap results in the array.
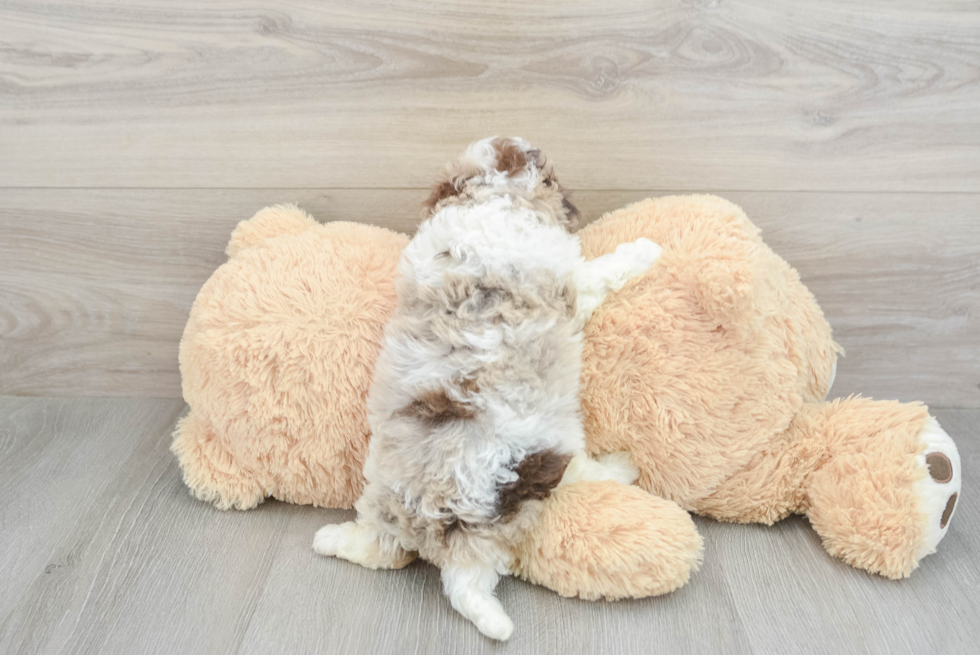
[
  {"xmin": 442, "ymin": 562, "xmax": 514, "ymax": 641},
  {"xmin": 313, "ymin": 520, "xmax": 415, "ymax": 570}
]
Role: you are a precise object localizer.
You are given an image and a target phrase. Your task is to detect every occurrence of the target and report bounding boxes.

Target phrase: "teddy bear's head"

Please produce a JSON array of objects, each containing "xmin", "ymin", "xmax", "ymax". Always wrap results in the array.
[{"xmin": 174, "ymin": 206, "xmax": 408, "ymax": 509}]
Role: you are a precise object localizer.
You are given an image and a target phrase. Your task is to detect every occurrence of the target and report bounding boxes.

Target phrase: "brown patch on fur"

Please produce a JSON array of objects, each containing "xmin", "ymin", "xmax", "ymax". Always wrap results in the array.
[
  {"xmin": 432, "ymin": 270, "xmax": 577, "ymax": 326},
  {"xmin": 491, "ymin": 137, "xmax": 529, "ymax": 175},
  {"xmin": 405, "ymin": 389, "xmax": 476, "ymax": 422},
  {"xmin": 420, "ymin": 158, "xmax": 483, "ymax": 218},
  {"xmin": 497, "ymin": 450, "xmax": 571, "ymax": 519},
  {"xmin": 422, "ymin": 180, "xmax": 457, "ymax": 215},
  {"xmin": 401, "ymin": 378, "xmax": 481, "ymax": 424},
  {"xmin": 926, "ymin": 452, "xmax": 953, "ymax": 483}
]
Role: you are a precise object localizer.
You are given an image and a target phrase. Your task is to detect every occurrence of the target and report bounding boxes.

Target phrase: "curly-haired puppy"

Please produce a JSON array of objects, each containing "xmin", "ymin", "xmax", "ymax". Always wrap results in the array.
[{"xmin": 314, "ymin": 137, "xmax": 662, "ymax": 640}]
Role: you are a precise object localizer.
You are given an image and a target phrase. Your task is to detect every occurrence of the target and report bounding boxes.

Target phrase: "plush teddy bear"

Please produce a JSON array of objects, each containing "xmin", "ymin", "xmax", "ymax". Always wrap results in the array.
[
  {"xmin": 173, "ymin": 195, "xmax": 960, "ymax": 600},
  {"xmin": 576, "ymin": 196, "xmax": 960, "ymax": 580},
  {"xmin": 172, "ymin": 203, "xmax": 702, "ymax": 600}
]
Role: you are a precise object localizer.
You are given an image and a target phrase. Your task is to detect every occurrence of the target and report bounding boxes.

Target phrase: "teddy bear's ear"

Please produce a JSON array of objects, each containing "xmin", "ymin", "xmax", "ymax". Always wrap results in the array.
[{"xmin": 226, "ymin": 204, "xmax": 318, "ymax": 258}]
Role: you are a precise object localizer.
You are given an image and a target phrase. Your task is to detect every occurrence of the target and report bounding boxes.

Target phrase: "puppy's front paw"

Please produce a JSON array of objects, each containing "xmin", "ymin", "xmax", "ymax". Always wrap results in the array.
[
  {"xmin": 614, "ymin": 237, "xmax": 663, "ymax": 281},
  {"xmin": 630, "ymin": 237, "xmax": 664, "ymax": 269}
]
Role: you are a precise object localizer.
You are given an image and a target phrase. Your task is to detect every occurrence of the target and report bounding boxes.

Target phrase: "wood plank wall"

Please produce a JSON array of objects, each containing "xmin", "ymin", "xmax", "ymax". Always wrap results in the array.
[{"xmin": 1, "ymin": 1, "xmax": 978, "ymax": 406}]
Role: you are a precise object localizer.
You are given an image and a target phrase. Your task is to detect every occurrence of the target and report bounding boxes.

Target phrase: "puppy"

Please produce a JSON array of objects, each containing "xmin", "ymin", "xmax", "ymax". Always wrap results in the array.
[{"xmin": 314, "ymin": 137, "xmax": 662, "ymax": 640}]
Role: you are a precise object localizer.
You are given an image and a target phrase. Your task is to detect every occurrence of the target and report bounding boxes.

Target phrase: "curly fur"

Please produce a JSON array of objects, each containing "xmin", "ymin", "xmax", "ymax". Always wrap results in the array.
[{"xmin": 313, "ymin": 137, "xmax": 660, "ymax": 640}]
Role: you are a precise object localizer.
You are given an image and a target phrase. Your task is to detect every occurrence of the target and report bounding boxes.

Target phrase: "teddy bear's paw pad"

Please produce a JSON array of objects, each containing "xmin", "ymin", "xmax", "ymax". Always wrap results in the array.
[
  {"xmin": 915, "ymin": 417, "xmax": 961, "ymax": 558},
  {"xmin": 926, "ymin": 452, "xmax": 953, "ymax": 483},
  {"xmin": 941, "ymin": 493, "xmax": 958, "ymax": 529}
]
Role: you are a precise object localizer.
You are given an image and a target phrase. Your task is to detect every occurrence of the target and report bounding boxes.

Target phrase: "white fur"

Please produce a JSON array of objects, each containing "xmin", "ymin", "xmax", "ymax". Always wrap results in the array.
[
  {"xmin": 313, "ymin": 522, "xmax": 414, "ymax": 569},
  {"xmin": 561, "ymin": 451, "xmax": 640, "ymax": 487},
  {"xmin": 442, "ymin": 562, "xmax": 513, "ymax": 641}
]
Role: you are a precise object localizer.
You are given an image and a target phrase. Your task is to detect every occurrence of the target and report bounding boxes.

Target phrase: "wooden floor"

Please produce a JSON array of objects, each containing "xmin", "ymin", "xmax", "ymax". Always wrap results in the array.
[
  {"xmin": 2, "ymin": 1, "xmax": 979, "ymax": 654},
  {"xmin": 0, "ymin": 396, "xmax": 976, "ymax": 654}
]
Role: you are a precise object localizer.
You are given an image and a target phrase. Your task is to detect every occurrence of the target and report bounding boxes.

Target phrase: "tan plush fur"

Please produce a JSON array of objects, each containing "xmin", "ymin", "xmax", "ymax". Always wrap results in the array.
[
  {"xmin": 577, "ymin": 196, "xmax": 960, "ymax": 579},
  {"xmin": 578, "ymin": 195, "xmax": 842, "ymax": 506},
  {"xmin": 174, "ymin": 193, "xmax": 960, "ymax": 598},
  {"xmin": 511, "ymin": 480, "xmax": 703, "ymax": 599},
  {"xmin": 173, "ymin": 207, "xmax": 408, "ymax": 510}
]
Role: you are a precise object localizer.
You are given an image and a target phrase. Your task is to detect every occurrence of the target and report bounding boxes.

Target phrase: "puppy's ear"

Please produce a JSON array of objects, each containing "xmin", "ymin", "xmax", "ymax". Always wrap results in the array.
[
  {"xmin": 490, "ymin": 137, "xmax": 530, "ymax": 176},
  {"xmin": 421, "ymin": 179, "xmax": 458, "ymax": 217},
  {"xmin": 421, "ymin": 159, "xmax": 481, "ymax": 218},
  {"xmin": 538, "ymin": 152, "xmax": 580, "ymax": 228},
  {"xmin": 526, "ymin": 147, "xmax": 550, "ymax": 178},
  {"xmin": 561, "ymin": 197, "xmax": 580, "ymax": 226}
]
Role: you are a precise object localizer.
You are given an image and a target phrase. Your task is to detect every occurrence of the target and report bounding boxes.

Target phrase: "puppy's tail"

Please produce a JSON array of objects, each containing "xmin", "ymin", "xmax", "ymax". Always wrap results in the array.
[{"xmin": 441, "ymin": 563, "xmax": 513, "ymax": 641}]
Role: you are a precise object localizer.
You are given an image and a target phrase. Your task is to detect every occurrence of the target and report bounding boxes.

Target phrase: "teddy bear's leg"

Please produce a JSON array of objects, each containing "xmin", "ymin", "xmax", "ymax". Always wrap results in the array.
[
  {"xmin": 803, "ymin": 398, "xmax": 961, "ymax": 579},
  {"xmin": 695, "ymin": 398, "xmax": 961, "ymax": 578},
  {"xmin": 512, "ymin": 480, "xmax": 702, "ymax": 600},
  {"xmin": 170, "ymin": 412, "xmax": 267, "ymax": 511}
]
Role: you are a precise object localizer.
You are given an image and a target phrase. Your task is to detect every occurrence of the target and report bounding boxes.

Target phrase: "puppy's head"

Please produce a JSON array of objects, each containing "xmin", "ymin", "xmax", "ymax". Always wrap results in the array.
[{"xmin": 421, "ymin": 136, "xmax": 580, "ymax": 230}]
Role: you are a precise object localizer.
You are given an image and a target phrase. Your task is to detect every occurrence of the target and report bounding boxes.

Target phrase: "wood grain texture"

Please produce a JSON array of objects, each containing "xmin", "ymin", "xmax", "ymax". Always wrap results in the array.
[
  {"xmin": 2, "ymin": 189, "xmax": 978, "ymax": 406},
  {"xmin": 2, "ymin": 0, "xmax": 979, "ymax": 190},
  {"xmin": 0, "ymin": 397, "xmax": 977, "ymax": 654}
]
